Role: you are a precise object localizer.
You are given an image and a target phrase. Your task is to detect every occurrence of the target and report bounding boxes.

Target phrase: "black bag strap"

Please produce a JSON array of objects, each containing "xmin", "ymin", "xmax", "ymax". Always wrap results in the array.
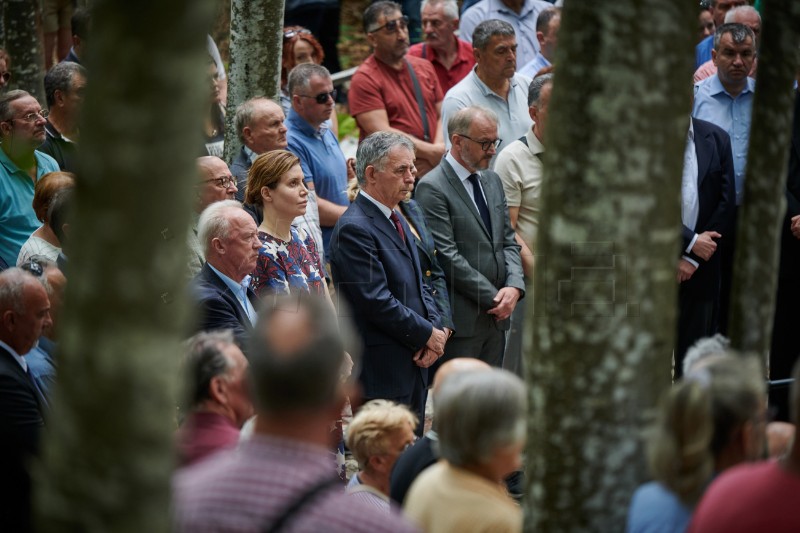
[
  {"xmin": 262, "ymin": 475, "xmax": 342, "ymax": 533},
  {"xmin": 406, "ymin": 59, "xmax": 431, "ymax": 142}
]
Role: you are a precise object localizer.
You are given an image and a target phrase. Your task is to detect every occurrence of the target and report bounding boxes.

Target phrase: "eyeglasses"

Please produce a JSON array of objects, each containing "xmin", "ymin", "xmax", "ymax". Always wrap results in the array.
[
  {"xmin": 298, "ymin": 89, "xmax": 337, "ymax": 104},
  {"xmin": 14, "ymin": 109, "xmax": 49, "ymax": 122},
  {"xmin": 204, "ymin": 175, "xmax": 236, "ymax": 188},
  {"xmin": 0, "ymin": 72, "xmax": 10, "ymax": 83},
  {"xmin": 284, "ymin": 28, "xmax": 313, "ymax": 40},
  {"xmin": 458, "ymin": 134, "xmax": 502, "ymax": 151},
  {"xmin": 368, "ymin": 15, "xmax": 409, "ymax": 34},
  {"xmin": 21, "ymin": 258, "xmax": 45, "ymax": 277}
]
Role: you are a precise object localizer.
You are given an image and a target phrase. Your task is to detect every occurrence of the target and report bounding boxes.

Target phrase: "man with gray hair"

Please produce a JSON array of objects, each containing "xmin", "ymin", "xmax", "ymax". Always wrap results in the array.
[
  {"xmin": 404, "ymin": 368, "xmax": 527, "ymax": 532},
  {"xmin": 416, "ymin": 105, "xmax": 524, "ymax": 368},
  {"xmin": 493, "ymin": 73, "xmax": 552, "ymax": 376},
  {"xmin": 0, "ymin": 268, "xmax": 53, "ymax": 531},
  {"xmin": 694, "ymin": 5, "xmax": 760, "ymax": 83},
  {"xmin": 407, "ymin": 0, "xmax": 475, "ymax": 94},
  {"xmin": 460, "ymin": 0, "xmax": 552, "ymax": 67},
  {"xmin": 330, "ymin": 131, "xmax": 445, "ymax": 430},
  {"xmin": 286, "ymin": 63, "xmax": 349, "ymax": 258},
  {"xmin": 441, "ymin": 19, "xmax": 533, "ymax": 163},
  {"xmin": 174, "ymin": 294, "xmax": 417, "ymax": 532},
  {"xmin": 0, "ymin": 90, "xmax": 61, "ymax": 267},
  {"xmin": 190, "ymin": 200, "xmax": 260, "ymax": 350},
  {"xmin": 39, "ymin": 61, "xmax": 87, "ymax": 172},
  {"xmin": 176, "ymin": 330, "xmax": 252, "ymax": 466}
]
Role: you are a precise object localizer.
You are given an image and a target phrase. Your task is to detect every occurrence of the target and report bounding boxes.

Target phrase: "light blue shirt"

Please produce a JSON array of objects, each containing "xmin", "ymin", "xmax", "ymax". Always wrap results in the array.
[
  {"xmin": 459, "ymin": 0, "xmax": 552, "ymax": 68},
  {"xmin": 442, "ymin": 68, "xmax": 533, "ymax": 167},
  {"xmin": 692, "ymin": 75, "xmax": 755, "ymax": 205},
  {"xmin": 627, "ymin": 481, "xmax": 692, "ymax": 533},
  {"xmin": 207, "ymin": 264, "xmax": 258, "ymax": 325},
  {"xmin": 518, "ymin": 53, "xmax": 551, "ymax": 79}
]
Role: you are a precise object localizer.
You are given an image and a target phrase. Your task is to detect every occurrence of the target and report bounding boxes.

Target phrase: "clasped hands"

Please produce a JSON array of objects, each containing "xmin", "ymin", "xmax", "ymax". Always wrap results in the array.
[
  {"xmin": 679, "ymin": 231, "xmax": 722, "ymax": 283},
  {"xmin": 414, "ymin": 327, "xmax": 448, "ymax": 368}
]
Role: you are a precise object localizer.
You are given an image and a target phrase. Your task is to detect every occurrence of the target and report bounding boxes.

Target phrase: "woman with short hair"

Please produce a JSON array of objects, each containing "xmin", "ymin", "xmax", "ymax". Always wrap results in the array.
[{"xmin": 17, "ymin": 171, "xmax": 75, "ymax": 265}]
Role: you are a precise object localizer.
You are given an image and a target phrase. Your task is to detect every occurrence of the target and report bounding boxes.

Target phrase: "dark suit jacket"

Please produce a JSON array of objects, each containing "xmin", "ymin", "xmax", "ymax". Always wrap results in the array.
[
  {"xmin": 415, "ymin": 159, "xmax": 525, "ymax": 337},
  {"xmin": 229, "ymin": 146, "xmax": 251, "ymax": 203},
  {"xmin": 329, "ymin": 194, "xmax": 442, "ymax": 398},
  {"xmin": 779, "ymin": 91, "xmax": 800, "ymax": 280},
  {"xmin": 190, "ymin": 263, "xmax": 258, "ymax": 350},
  {"xmin": 680, "ymin": 118, "xmax": 736, "ymax": 300},
  {"xmin": 399, "ymin": 200, "xmax": 454, "ymax": 331},
  {"xmin": 0, "ymin": 345, "xmax": 46, "ymax": 532}
]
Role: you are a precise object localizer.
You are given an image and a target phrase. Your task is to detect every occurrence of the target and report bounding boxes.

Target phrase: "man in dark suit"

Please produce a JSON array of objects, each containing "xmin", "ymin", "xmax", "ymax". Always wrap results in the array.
[
  {"xmin": 0, "ymin": 268, "xmax": 52, "ymax": 532},
  {"xmin": 675, "ymin": 117, "xmax": 736, "ymax": 376},
  {"xmin": 329, "ymin": 131, "xmax": 446, "ymax": 430},
  {"xmin": 191, "ymin": 200, "xmax": 261, "ymax": 350},
  {"xmin": 416, "ymin": 105, "xmax": 525, "ymax": 367}
]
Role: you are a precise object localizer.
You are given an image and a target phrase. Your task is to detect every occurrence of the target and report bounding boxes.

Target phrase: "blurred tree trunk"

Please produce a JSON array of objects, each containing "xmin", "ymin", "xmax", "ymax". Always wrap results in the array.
[
  {"xmin": 728, "ymin": 0, "xmax": 800, "ymax": 356},
  {"xmin": 524, "ymin": 1, "xmax": 695, "ymax": 531},
  {"xmin": 3, "ymin": 0, "xmax": 45, "ymax": 102},
  {"xmin": 33, "ymin": 0, "xmax": 214, "ymax": 531},
  {"xmin": 223, "ymin": 0, "xmax": 285, "ymax": 162}
]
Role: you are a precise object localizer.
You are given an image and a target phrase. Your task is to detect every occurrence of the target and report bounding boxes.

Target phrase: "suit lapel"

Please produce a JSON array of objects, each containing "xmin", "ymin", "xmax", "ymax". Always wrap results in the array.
[
  {"xmin": 356, "ymin": 195, "xmax": 413, "ymax": 260},
  {"xmin": 441, "ymin": 161, "xmax": 491, "ymax": 238},
  {"xmin": 694, "ymin": 120, "xmax": 713, "ymax": 188},
  {"xmin": 203, "ymin": 264, "xmax": 251, "ymax": 327},
  {"xmin": 0, "ymin": 347, "xmax": 45, "ymax": 415}
]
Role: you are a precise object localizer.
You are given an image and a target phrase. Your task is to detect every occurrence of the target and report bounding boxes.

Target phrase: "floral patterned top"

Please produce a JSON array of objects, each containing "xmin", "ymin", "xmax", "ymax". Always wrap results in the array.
[{"xmin": 250, "ymin": 226, "xmax": 325, "ymax": 297}]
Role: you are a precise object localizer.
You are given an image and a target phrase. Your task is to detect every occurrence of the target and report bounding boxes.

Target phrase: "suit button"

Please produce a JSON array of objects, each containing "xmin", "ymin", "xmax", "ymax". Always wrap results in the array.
[
  {"xmin": 425, "ymin": 270, "xmax": 432, "ymax": 277},
  {"xmin": 433, "ymin": 249, "xmax": 438, "ymax": 255}
]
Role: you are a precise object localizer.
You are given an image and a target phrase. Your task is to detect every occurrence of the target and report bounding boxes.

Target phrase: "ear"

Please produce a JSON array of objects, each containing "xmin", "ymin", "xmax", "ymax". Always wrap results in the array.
[
  {"xmin": 1, "ymin": 309, "xmax": 15, "ymax": 331},
  {"xmin": 451, "ymin": 19, "xmax": 460, "ymax": 32},
  {"xmin": 472, "ymin": 46, "xmax": 480, "ymax": 63},
  {"xmin": 536, "ymin": 31, "xmax": 546, "ymax": 47},
  {"xmin": 211, "ymin": 236, "xmax": 225, "ymax": 254},
  {"xmin": 711, "ymin": 48, "xmax": 718, "ymax": 66},
  {"xmin": 528, "ymin": 104, "xmax": 537, "ymax": 123},
  {"xmin": 291, "ymin": 94, "xmax": 302, "ymax": 108},
  {"xmin": 54, "ymin": 88, "xmax": 66, "ymax": 107},
  {"xmin": 364, "ymin": 165, "xmax": 377, "ymax": 185},
  {"xmin": 367, "ymin": 454, "xmax": 387, "ymax": 474},
  {"xmin": 366, "ymin": 31, "xmax": 377, "ymax": 49},
  {"xmin": 261, "ymin": 186, "xmax": 272, "ymax": 203},
  {"xmin": 0, "ymin": 121, "xmax": 11, "ymax": 137},
  {"xmin": 208, "ymin": 375, "xmax": 229, "ymax": 404},
  {"xmin": 242, "ymin": 126, "xmax": 253, "ymax": 145}
]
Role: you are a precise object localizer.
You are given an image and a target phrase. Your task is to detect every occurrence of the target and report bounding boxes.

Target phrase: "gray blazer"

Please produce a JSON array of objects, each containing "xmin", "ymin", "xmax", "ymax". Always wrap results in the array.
[{"xmin": 415, "ymin": 158, "xmax": 525, "ymax": 336}]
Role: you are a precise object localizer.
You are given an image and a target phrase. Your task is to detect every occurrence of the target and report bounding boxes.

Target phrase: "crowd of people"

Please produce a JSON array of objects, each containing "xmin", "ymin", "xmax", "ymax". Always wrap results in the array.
[{"xmin": 1, "ymin": 0, "xmax": 800, "ymax": 531}]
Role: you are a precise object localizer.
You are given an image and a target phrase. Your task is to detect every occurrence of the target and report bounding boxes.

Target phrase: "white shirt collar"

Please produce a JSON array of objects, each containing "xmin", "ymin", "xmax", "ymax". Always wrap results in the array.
[{"xmin": 359, "ymin": 189, "xmax": 393, "ymax": 219}]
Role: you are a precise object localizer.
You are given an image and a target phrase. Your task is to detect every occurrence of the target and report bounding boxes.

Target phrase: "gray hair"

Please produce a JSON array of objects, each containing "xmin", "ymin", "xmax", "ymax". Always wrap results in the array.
[
  {"xmin": 248, "ymin": 293, "xmax": 359, "ymax": 414},
  {"xmin": 234, "ymin": 96, "xmax": 273, "ymax": 144},
  {"xmin": 364, "ymin": 1, "xmax": 402, "ymax": 33},
  {"xmin": 0, "ymin": 90, "xmax": 31, "ymax": 123},
  {"xmin": 713, "ymin": 22, "xmax": 756, "ymax": 51},
  {"xmin": 682, "ymin": 334, "xmax": 731, "ymax": 376},
  {"xmin": 287, "ymin": 63, "xmax": 331, "ymax": 97},
  {"xmin": 528, "ymin": 73, "xmax": 553, "ymax": 107},
  {"xmin": 0, "ymin": 268, "xmax": 38, "ymax": 315},
  {"xmin": 182, "ymin": 329, "xmax": 238, "ymax": 409},
  {"xmin": 472, "ymin": 19, "xmax": 515, "ymax": 50},
  {"xmin": 44, "ymin": 61, "xmax": 87, "ymax": 107},
  {"xmin": 355, "ymin": 131, "xmax": 415, "ymax": 186},
  {"xmin": 725, "ymin": 5, "xmax": 761, "ymax": 25},
  {"xmin": 435, "ymin": 369, "xmax": 527, "ymax": 467},
  {"xmin": 536, "ymin": 7, "xmax": 561, "ymax": 34},
  {"xmin": 197, "ymin": 199, "xmax": 243, "ymax": 256},
  {"xmin": 420, "ymin": 0, "xmax": 458, "ymax": 21},
  {"xmin": 447, "ymin": 105, "xmax": 498, "ymax": 138}
]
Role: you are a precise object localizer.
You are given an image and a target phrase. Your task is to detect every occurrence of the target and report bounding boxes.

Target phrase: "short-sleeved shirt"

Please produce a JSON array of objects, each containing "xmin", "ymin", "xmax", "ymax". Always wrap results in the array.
[
  {"xmin": 349, "ymin": 54, "xmax": 443, "ymax": 142},
  {"xmin": 692, "ymin": 75, "xmax": 755, "ymax": 205},
  {"xmin": 459, "ymin": 0, "xmax": 552, "ymax": 68},
  {"xmin": 286, "ymin": 109, "xmax": 349, "ymax": 253},
  {"xmin": 441, "ymin": 68, "xmax": 532, "ymax": 164},
  {"xmin": 0, "ymin": 146, "xmax": 60, "ymax": 266},
  {"xmin": 408, "ymin": 37, "xmax": 476, "ymax": 95},
  {"xmin": 493, "ymin": 128, "xmax": 543, "ymax": 253}
]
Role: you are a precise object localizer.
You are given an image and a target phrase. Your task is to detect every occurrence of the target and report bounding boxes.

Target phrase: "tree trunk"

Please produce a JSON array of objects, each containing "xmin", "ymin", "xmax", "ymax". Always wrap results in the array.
[
  {"xmin": 223, "ymin": 0, "xmax": 285, "ymax": 162},
  {"xmin": 728, "ymin": 0, "xmax": 800, "ymax": 356},
  {"xmin": 33, "ymin": 0, "xmax": 214, "ymax": 531},
  {"xmin": 525, "ymin": 2, "xmax": 696, "ymax": 531},
  {"xmin": 3, "ymin": 0, "xmax": 45, "ymax": 103}
]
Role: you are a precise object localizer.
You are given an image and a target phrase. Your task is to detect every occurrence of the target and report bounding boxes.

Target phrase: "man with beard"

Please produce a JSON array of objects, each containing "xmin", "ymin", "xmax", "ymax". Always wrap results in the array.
[{"xmin": 0, "ymin": 91, "xmax": 60, "ymax": 267}]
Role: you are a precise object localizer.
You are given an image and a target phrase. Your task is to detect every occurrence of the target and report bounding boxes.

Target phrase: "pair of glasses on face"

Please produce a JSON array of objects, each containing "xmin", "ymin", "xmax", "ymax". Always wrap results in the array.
[
  {"xmin": 298, "ymin": 89, "xmax": 337, "ymax": 104},
  {"xmin": 284, "ymin": 28, "xmax": 312, "ymax": 40},
  {"xmin": 15, "ymin": 109, "xmax": 49, "ymax": 123},
  {"xmin": 0, "ymin": 72, "xmax": 10, "ymax": 83},
  {"xmin": 369, "ymin": 15, "xmax": 409, "ymax": 34},
  {"xmin": 459, "ymin": 134, "xmax": 502, "ymax": 152},
  {"xmin": 205, "ymin": 175, "xmax": 236, "ymax": 188}
]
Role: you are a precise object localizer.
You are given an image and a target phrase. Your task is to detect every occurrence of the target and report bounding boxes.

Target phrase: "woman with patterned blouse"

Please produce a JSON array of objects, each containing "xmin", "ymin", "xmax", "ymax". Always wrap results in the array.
[{"xmin": 245, "ymin": 150, "xmax": 329, "ymax": 300}]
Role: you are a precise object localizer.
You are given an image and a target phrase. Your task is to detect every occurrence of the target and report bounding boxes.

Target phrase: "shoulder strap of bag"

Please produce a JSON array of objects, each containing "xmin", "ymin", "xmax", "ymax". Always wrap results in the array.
[
  {"xmin": 406, "ymin": 59, "xmax": 431, "ymax": 142},
  {"xmin": 263, "ymin": 475, "xmax": 342, "ymax": 533}
]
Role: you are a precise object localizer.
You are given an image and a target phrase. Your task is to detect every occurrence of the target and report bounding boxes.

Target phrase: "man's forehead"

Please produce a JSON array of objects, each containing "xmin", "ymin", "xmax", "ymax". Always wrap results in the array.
[
  {"xmin": 422, "ymin": 3, "xmax": 447, "ymax": 19},
  {"xmin": 11, "ymin": 96, "xmax": 41, "ymax": 113},
  {"xmin": 489, "ymin": 35, "xmax": 516, "ymax": 48},
  {"xmin": 308, "ymin": 75, "xmax": 333, "ymax": 89},
  {"xmin": 254, "ymin": 101, "xmax": 283, "ymax": 121},
  {"xmin": 720, "ymin": 33, "xmax": 754, "ymax": 49}
]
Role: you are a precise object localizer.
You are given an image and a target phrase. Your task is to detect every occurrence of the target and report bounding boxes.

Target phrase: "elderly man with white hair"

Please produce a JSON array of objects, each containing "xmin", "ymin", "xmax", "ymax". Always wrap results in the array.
[{"xmin": 404, "ymin": 368, "xmax": 526, "ymax": 532}]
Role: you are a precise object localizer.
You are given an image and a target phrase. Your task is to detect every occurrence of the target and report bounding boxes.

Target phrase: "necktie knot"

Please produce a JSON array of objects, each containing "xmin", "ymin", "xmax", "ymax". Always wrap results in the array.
[{"xmin": 389, "ymin": 211, "xmax": 406, "ymax": 243}]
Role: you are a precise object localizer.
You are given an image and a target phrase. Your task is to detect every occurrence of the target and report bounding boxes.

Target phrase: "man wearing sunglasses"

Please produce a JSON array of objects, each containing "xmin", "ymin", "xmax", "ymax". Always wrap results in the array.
[
  {"xmin": 0, "ymin": 90, "xmax": 61, "ymax": 268},
  {"xmin": 286, "ymin": 64, "xmax": 349, "ymax": 259},
  {"xmin": 350, "ymin": 1, "xmax": 446, "ymax": 178}
]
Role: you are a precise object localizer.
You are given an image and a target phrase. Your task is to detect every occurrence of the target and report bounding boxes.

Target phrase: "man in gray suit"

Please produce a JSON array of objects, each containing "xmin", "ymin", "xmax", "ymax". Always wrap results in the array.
[{"xmin": 416, "ymin": 105, "xmax": 524, "ymax": 367}]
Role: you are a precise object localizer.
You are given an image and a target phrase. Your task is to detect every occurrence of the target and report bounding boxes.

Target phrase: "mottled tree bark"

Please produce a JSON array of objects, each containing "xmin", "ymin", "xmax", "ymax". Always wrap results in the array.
[
  {"xmin": 3, "ymin": 0, "xmax": 45, "ymax": 102},
  {"xmin": 728, "ymin": 0, "xmax": 800, "ymax": 356},
  {"xmin": 33, "ymin": 0, "xmax": 214, "ymax": 531},
  {"xmin": 525, "ymin": 2, "xmax": 696, "ymax": 531},
  {"xmin": 223, "ymin": 0, "xmax": 285, "ymax": 162}
]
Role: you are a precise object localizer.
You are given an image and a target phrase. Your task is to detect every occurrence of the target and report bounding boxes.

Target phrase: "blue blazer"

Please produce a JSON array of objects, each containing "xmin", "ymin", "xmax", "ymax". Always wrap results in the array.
[
  {"xmin": 190, "ymin": 263, "xmax": 258, "ymax": 351},
  {"xmin": 330, "ymin": 194, "xmax": 442, "ymax": 398}
]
